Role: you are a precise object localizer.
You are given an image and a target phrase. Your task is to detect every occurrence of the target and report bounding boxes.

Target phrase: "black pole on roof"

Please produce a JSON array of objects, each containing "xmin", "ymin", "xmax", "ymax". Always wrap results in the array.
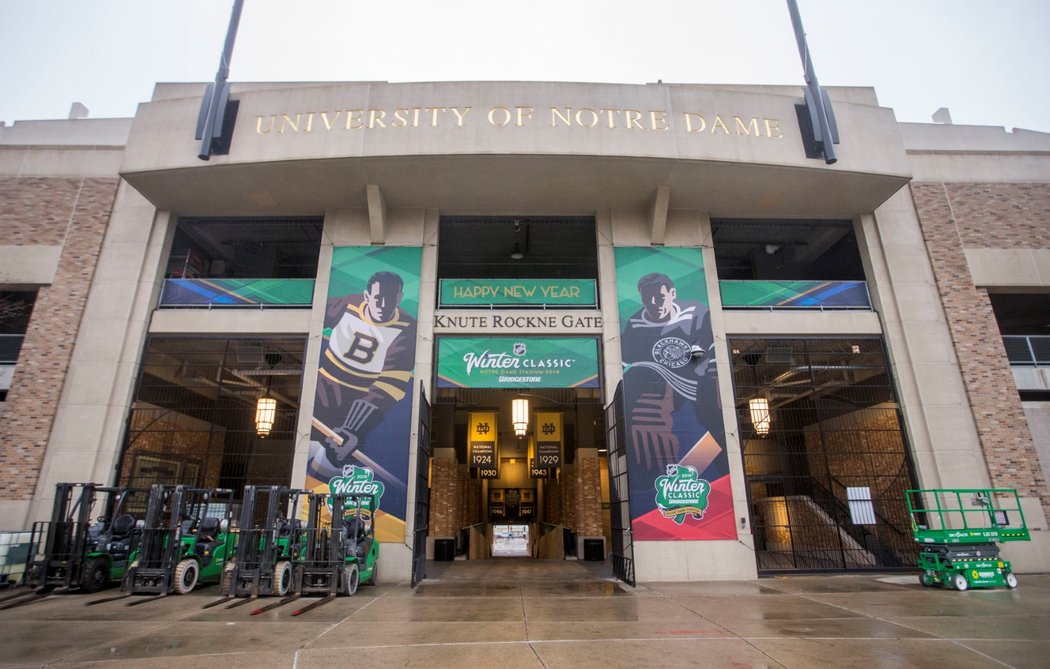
[
  {"xmin": 196, "ymin": 0, "xmax": 244, "ymax": 161},
  {"xmin": 786, "ymin": 0, "xmax": 839, "ymax": 164}
]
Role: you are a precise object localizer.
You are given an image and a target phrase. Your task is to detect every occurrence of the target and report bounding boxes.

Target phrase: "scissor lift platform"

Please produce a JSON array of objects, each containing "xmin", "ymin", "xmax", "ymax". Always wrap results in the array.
[{"xmin": 906, "ymin": 488, "xmax": 1030, "ymax": 591}]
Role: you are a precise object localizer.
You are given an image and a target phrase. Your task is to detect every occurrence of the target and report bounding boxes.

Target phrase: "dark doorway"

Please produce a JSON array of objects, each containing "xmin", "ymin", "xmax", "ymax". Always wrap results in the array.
[{"xmin": 730, "ymin": 337, "xmax": 918, "ymax": 573}]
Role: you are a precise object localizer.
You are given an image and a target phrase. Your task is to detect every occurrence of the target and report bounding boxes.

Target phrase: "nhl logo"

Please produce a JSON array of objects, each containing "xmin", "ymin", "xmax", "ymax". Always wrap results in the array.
[{"xmin": 513, "ymin": 342, "xmax": 527, "ymax": 356}]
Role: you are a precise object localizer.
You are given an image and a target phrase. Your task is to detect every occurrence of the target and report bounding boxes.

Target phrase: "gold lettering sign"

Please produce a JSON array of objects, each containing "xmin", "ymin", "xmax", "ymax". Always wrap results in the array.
[{"xmin": 253, "ymin": 104, "xmax": 785, "ymax": 140}]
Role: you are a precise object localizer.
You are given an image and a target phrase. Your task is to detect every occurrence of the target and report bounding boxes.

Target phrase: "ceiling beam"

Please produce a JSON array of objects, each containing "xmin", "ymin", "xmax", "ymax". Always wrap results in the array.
[
  {"xmin": 649, "ymin": 185, "xmax": 670, "ymax": 245},
  {"xmin": 366, "ymin": 184, "xmax": 386, "ymax": 244}
]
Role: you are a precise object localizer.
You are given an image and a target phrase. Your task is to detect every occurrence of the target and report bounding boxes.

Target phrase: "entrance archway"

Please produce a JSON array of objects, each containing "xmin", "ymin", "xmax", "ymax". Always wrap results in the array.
[{"xmin": 426, "ymin": 387, "xmax": 610, "ymax": 564}]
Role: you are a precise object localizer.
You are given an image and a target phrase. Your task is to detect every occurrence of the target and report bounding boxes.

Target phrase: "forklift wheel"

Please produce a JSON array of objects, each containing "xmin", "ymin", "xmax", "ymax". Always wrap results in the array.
[
  {"xmin": 918, "ymin": 572, "xmax": 934, "ymax": 588},
  {"xmin": 174, "ymin": 559, "xmax": 198, "ymax": 595},
  {"xmin": 365, "ymin": 561, "xmax": 377, "ymax": 587},
  {"xmin": 343, "ymin": 563, "xmax": 359, "ymax": 596},
  {"xmin": 1005, "ymin": 572, "xmax": 1019, "ymax": 589},
  {"xmin": 952, "ymin": 573, "xmax": 969, "ymax": 591},
  {"xmin": 274, "ymin": 561, "xmax": 292, "ymax": 597},
  {"xmin": 81, "ymin": 558, "xmax": 109, "ymax": 593}
]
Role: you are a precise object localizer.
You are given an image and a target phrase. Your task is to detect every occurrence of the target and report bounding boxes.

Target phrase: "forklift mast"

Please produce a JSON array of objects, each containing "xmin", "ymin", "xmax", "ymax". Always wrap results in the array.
[{"xmin": 27, "ymin": 483, "xmax": 102, "ymax": 590}]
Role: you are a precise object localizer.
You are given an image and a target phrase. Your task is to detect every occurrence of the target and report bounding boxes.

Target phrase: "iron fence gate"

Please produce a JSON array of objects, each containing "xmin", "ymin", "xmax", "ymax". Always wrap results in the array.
[
  {"xmin": 412, "ymin": 385, "xmax": 432, "ymax": 587},
  {"xmin": 605, "ymin": 383, "xmax": 635, "ymax": 586}
]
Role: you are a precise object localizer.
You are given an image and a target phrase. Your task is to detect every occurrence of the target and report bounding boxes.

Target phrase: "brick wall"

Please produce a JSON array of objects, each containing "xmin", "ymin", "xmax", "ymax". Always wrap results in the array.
[
  {"xmin": 0, "ymin": 177, "xmax": 119, "ymax": 500},
  {"xmin": 574, "ymin": 456, "xmax": 604, "ymax": 536},
  {"xmin": 911, "ymin": 182, "xmax": 1050, "ymax": 520},
  {"xmin": 428, "ymin": 457, "xmax": 459, "ymax": 537}
]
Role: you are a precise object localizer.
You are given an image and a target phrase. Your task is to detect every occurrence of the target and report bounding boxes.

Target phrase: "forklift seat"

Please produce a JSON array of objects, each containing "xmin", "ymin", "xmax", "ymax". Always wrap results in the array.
[
  {"xmin": 111, "ymin": 514, "xmax": 136, "ymax": 537},
  {"xmin": 198, "ymin": 516, "xmax": 221, "ymax": 539},
  {"xmin": 343, "ymin": 516, "xmax": 372, "ymax": 558}
]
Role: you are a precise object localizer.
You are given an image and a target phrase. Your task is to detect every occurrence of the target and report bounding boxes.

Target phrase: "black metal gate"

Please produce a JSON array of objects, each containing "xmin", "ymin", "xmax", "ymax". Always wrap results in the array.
[
  {"xmin": 411, "ymin": 385, "xmax": 432, "ymax": 587},
  {"xmin": 731, "ymin": 337, "xmax": 920, "ymax": 573},
  {"xmin": 605, "ymin": 382, "xmax": 635, "ymax": 586}
]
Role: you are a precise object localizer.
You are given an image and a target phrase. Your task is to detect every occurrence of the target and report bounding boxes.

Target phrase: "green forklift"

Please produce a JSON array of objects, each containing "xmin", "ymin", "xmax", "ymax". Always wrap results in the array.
[
  {"xmin": 122, "ymin": 485, "xmax": 235, "ymax": 597},
  {"xmin": 22, "ymin": 483, "xmax": 143, "ymax": 594},
  {"xmin": 906, "ymin": 488, "xmax": 1030, "ymax": 591},
  {"xmin": 291, "ymin": 492, "xmax": 378, "ymax": 615},
  {"xmin": 221, "ymin": 485, "xmax": 308, "ymax": 599}
]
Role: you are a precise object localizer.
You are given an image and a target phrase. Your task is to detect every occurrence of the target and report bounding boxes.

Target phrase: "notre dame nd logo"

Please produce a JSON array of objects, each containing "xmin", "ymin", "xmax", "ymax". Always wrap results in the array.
[{"xmin": 654, "ymin": 464, "xmax": 711, "ymax": 525}]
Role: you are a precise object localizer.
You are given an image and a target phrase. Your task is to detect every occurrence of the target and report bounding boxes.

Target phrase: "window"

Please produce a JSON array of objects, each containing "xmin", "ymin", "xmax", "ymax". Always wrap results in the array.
[
  {"xmin": 118, "ymin": 337, "xmax": 306, "ymax": 494},
  {"xmin": 0, "ymin": 290, "xmax": 37, "ymax": 401},
  {"xmin": 167, "ymin": 218, "xmax": 323, "ymax": 279}
]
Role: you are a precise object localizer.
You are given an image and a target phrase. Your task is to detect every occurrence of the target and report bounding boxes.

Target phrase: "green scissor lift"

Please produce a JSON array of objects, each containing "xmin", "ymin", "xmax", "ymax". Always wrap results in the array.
[{"xmin": 906, "ymin": 488, "xmax": 1030, "ymax": 591}]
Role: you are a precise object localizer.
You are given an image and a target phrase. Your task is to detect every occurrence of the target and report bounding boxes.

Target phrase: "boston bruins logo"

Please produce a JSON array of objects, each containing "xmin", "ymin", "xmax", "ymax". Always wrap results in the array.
[{"xmin": 652, "ymin": 337, "xmax": 691, "ymax": 369}]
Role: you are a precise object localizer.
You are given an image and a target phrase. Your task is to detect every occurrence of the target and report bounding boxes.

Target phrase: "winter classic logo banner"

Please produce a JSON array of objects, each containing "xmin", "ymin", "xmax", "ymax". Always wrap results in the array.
[
  {"xmin": 614, "ymin": 246, "xmax": 735, "ymax": 541},
  {"xmin": 305, "ymin": 246, "xmax": 421, "ymax": 543},
  {"xmin": 436, "ymin": 337, "xmax": 599, "ymax": 389}
]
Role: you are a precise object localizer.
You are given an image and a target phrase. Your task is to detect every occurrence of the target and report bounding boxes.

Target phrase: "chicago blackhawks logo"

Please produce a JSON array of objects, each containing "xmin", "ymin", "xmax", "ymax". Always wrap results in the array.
[{"xmin": 652, "ymin": 336, "xmax": 691, "ymax": 369}]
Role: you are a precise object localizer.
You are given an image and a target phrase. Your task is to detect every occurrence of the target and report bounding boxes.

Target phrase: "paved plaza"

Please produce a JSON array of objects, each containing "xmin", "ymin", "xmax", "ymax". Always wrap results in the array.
[{"xmin": 1, "ymin": 559, "xmax": 1048, "ymax": 668}]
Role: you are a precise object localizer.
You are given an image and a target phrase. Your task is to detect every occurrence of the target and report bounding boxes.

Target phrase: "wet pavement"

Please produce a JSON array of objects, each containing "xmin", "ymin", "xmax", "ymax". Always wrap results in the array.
[{"xmin": 1, "ymin": 559, "xmax": 1048, "ymax": 668}]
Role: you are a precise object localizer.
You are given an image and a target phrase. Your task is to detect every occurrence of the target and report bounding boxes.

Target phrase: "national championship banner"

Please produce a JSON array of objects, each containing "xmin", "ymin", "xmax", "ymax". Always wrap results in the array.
[
  {"xmin": 305, "ymin": 246, "xmax": 421, "ymax": 542},
  {"xmin": 469, "ymin": 412, "xmax": 499, "ymax": 474},
  {"xmin": 436, "ymin": 337, "xmax": 599, "ymax": 389},
  {"xmin": 614, "ymin": 247, "xmax": 735, "ymax": 541},
  {"xmin": 534, "ymin": 411, "xmax": 563, "ymax": 469}
]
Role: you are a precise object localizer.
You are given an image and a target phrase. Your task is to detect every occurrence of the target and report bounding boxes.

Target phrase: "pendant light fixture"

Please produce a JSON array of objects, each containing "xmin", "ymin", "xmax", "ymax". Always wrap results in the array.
[
  {"xmin": 512, "ymin": 397, "xmax": 529, "ymax": 437},
  {"xmin": 749, "ymin": 397, "xmax": 771, "ymax": 437},
  {"xmin": 255, "ymin": 396, "xmax": 277, "ymax": 437}
]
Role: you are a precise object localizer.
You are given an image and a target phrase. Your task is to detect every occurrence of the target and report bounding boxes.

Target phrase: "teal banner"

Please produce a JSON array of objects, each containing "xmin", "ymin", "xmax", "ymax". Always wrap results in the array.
[
  {"xmin": 438, "ymin": 278, "xmax": 597, "ymax": 307},
  {"xmin": 719, "ymin": 280, "xmax": 871, "ymax": 309},
  {"xmin": 437, "ymin": 337, "xmax": 599, "ymax": 388},
  {"xmin": 160, "ymin": 278, "xmax": 315, "ymax": 306}
]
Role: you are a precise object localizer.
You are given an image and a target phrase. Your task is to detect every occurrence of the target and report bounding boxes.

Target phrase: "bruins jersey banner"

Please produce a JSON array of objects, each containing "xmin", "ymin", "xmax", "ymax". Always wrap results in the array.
[{"xmin": 305, "ymin": 246, "xmax": 421, "ymax": 542}]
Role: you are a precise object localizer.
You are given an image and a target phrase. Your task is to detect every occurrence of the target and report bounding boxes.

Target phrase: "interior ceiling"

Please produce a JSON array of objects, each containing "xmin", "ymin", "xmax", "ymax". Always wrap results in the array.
[
  {"xmin": 122, "ymin": 154, "xmax": 910, "ymax": 219},
  {"xmin": 438, "ymin": 217, "xmax": 597, "ymax": 277},
  {"xmin": 711, "ymin": 219, "xmax": 853, "ymax": 263}
]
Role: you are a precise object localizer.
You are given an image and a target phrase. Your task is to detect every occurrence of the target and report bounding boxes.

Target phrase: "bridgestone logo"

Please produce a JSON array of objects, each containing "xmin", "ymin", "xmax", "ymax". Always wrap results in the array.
[{"xmin": 499, "ymin": 376, "xmax": 541, "ymax": 383}]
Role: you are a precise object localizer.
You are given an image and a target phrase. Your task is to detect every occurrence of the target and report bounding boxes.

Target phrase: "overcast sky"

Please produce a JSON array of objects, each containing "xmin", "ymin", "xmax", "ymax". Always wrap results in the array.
[{"xmin": 1, "ymin": 0, "xmax": 1048, "ymax": 133}]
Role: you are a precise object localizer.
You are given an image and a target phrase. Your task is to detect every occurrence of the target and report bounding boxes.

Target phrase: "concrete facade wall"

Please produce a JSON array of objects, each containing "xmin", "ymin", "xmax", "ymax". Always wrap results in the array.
[
  {"xmin": 910, "ymin": 182, "xmax": 1050, "ymax": 526},
  {"xmin": 0, "ymin": 175, "xmax": 119, "ymax": 527}
]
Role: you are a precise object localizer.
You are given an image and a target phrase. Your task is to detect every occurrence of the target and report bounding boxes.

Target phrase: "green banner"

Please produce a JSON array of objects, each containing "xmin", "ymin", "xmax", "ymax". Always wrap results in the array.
[
  {"xmin": 719, "ymin": 280, "xmax": 871, "ymax": 308},
  {"xmin": 160, "ymin": 278, "xmax": 315, "ymax": 306},
  {"xmin": 437, "ymin": 337, "xmax": 599, "ymax": 388},
  {"xmin": 438, "ymin": 278, "xmax": 597, "ymax": 307}
]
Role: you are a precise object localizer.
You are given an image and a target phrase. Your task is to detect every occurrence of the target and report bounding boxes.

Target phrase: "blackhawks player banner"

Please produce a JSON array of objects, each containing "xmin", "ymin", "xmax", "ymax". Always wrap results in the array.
[
  {"xmin": 614, "ymin": 246, "xmax": 734, "ymax": 541},
  {"xmin": 306, "ymin": 246, "xmax": 421, "ymax": 542}
]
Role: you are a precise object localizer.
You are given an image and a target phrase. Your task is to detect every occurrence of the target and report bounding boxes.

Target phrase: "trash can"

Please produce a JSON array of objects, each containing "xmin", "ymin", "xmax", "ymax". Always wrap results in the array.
[
  {"xmin": 583, "ymin": 538, "xmax": 604, "ymax": 561},
  {"xmin": 434, "ymin": 538, "xmax": 455, "ymax": 561}
]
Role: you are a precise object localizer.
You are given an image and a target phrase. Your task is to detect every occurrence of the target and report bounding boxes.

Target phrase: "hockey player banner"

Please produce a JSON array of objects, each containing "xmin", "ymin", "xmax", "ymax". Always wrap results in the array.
[
  {"xmin": 614, "ymin": 247, "xmax": 735, "ymax": 541},
  {"xmin": 534, "ymin": 411, "xmax": 563, "ymax": 468},
  {"xmin": 306, "ymin": 246, "xmax": 421, "ymax": 543},
  {"xmin": 469, "ymin": 412, "xmax": 498, "ymax": 469}
]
